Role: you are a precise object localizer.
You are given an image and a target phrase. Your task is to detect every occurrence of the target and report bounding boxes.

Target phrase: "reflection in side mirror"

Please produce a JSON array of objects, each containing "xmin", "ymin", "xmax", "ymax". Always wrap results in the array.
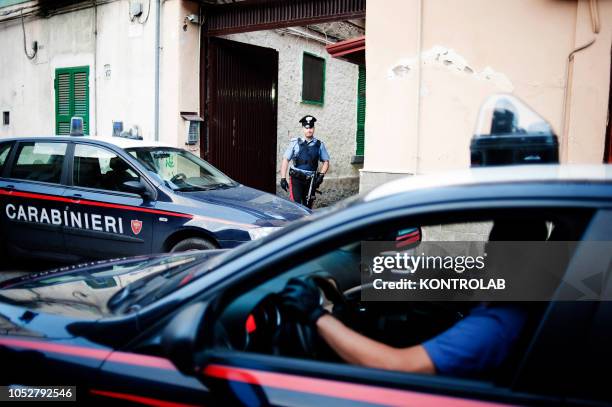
[{"xmin": 162, "ymin": 301, "xmax": 210, "ymax": 375}]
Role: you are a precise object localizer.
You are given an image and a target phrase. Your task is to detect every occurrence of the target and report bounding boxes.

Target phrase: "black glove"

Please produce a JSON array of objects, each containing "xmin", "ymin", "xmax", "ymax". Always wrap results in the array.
[
  {"xmin": 315, "ymin": 172, "xmax": 324, "ymax": 188},
  {"xmin": 280, "ymin": 178, "xmax": 289, "ymax": 192},
  {"xmin": 280, "ymin": 278, "xmax": 327, "ymax": 325}
]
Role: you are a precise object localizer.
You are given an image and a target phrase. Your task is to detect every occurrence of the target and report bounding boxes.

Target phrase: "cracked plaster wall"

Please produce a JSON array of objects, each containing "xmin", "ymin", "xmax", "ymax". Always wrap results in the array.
[{"xmin": 363, "ymin": 0, "xmax": 612, "ymax": 191}]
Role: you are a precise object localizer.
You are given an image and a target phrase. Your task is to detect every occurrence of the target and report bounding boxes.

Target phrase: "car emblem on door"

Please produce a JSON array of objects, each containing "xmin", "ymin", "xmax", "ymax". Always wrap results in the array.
[{"xmin": 131, "ymin": 220, "xmax": 143, "ymax": 235}]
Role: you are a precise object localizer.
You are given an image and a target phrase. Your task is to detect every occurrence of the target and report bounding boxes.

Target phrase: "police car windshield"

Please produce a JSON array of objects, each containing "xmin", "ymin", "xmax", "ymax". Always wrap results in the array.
[{"xmin": 125, "ymin": 147, "xmax": 236, "ymax": 191}]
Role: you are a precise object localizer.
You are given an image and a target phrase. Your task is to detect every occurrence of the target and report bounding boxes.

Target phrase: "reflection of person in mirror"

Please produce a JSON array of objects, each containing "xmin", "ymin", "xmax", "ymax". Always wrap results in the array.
[{"xmin": 280, "ymin": 220, "xmax": 548, "ymax": 378}]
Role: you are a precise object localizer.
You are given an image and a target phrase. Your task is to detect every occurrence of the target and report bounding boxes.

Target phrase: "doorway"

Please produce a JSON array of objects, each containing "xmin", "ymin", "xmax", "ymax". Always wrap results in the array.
[{"xmin": 203, "ymin": 38, "xmax": 278, "ymax": 193}]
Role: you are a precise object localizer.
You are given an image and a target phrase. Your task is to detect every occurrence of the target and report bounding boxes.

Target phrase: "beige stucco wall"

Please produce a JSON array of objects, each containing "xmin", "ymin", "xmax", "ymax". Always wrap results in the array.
[
  {"xmin": 363, "ymin": 0, "xmax": 612, "ymax": 192},
  {"xmin": 159, "ymin": 0, "xmax": 201, "ymax": 151}
]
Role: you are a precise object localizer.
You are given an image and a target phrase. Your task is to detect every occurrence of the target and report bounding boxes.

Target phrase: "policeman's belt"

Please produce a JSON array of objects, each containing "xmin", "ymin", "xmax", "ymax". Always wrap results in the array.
[{"xmin": 289, "ymin": 168, "xmax": 314, "ymax": 181}]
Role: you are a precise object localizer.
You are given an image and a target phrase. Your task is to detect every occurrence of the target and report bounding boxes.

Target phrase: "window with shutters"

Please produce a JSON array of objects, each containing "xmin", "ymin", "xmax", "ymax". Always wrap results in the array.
[
  {"xmin": 55, "ymin": 66, "xmax": 89, "ymax": 135},
  {"xmin": 355, "ymin": 65, "xmax": 366, "ymax": 158},
  {"xmin": 302, "ymin": 53, "xmax": 325, "ymax": 105}
]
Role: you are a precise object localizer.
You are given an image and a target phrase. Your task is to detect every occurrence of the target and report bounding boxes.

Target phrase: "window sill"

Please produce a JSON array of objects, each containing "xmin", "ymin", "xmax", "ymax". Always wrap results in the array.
[
  {"xmin": 351, "ymin": 155, "xmax": 364, "ymax": 165},
  {"xmin": 301, "ymin": 100, "xmax": 324, "ymax": 106}
]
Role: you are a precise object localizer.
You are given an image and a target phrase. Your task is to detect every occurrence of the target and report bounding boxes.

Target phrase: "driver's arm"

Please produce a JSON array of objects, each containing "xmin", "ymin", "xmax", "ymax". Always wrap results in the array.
[
  {"xmin": 281, "ymin": 278, "xmax": 435, "ymax": 374},
  {"xmin": 316, "ymin": 314, "xmax": 435, "ymax": 374}
]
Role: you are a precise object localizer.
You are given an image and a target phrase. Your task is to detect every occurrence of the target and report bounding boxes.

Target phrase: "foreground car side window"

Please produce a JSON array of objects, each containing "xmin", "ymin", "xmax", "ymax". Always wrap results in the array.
[
  {"xmin": 73, "ymin": 144, "xmax": 139, "ymax": 192},
  {"xmin": 10, "ymin": 142, "xmax": 67, "ymax": 184}
]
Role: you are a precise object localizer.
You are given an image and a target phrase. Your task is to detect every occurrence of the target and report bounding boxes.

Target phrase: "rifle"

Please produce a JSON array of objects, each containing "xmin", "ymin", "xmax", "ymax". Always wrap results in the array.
[{"xmin": 306, "ymin": 173, "xmax": 316, "ymax": 208}]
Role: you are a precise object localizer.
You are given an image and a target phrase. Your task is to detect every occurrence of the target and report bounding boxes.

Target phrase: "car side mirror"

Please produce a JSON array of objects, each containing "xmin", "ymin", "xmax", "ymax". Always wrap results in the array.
[
  {"xmin": 122, "ymin": 180, "xmax": 155, "ymax": 200},
  {"xmin": 161, "ymin": 301, "xmax": 211, "ymax": 375}
]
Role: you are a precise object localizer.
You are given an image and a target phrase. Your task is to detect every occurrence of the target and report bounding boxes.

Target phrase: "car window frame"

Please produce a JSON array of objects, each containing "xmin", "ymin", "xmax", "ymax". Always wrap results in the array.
[{"xmin": 150, "ymin": 196, "xmax": 603, "ymax": 402}]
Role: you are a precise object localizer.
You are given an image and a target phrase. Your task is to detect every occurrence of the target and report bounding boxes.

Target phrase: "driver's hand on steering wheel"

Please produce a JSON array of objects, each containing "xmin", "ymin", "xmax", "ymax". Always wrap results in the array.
[{"xmin": 280, "ymin": 278, "xmax": 328, "ymax": 325}]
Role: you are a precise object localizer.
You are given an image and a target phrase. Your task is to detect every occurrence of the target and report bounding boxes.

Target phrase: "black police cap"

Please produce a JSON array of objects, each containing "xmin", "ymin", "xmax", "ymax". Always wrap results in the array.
[{"xmin": 299, "ymin": 115, "xmax": 317, "ymax": 129}]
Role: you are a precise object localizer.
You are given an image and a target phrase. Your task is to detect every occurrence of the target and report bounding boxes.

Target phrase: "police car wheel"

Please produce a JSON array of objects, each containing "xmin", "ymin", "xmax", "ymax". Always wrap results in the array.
[{"xmin": 170, "ymin": 237, "xmax": 217, "ymax": 252}]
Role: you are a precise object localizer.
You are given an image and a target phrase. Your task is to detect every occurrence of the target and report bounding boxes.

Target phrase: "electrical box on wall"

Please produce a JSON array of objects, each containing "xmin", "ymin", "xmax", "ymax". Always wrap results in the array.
[{"xmin": 180, "ymin": 112, "xmax": 204, "ymax": 145}]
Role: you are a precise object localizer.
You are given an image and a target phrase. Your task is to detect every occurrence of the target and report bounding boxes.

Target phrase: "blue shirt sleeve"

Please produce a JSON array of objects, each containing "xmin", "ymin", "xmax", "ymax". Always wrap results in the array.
[
  {"xmin": 422, "ymin": 304, "xmax": 528, "ymax": 377},
  {"xmin": 283, "ymin": 140, "xmax": 298, "ymax": 160},
  {"xmin": 319, "ymin": 141, "xmax": 330, "ymax": 161}
]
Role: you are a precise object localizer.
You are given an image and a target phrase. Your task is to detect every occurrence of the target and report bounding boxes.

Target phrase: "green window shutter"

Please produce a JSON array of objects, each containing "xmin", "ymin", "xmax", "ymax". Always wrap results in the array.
[
  {"xmin": 302, "ymin": 52, "xmax": 326, "ymax": 105},
  {"xmin": 355, "ymin": 65, "xmax": 366, "ymax": 156},
  {"xmin": 55, "ymin": 66, "xmax": 89, "ymax": 135}
]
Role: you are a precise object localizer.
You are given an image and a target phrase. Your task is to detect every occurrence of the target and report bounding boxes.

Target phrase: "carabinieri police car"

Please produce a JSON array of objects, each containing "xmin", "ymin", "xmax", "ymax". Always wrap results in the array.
[
  {"xmin": 0, "ymin": 135, "xmax": 309, "ymax": 262},
  {"xmin": 1, "ymin": 164, "xmax": 611, "ymax": 406}
]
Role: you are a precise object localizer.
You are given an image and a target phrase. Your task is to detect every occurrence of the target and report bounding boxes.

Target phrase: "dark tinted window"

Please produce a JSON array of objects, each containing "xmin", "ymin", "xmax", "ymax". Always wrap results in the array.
[
  {"xmin": 302, "ymin": 53, "xmax": 325, "ymax": 104},
  {"xmin": 10, "ymin": 142, "xmax": 67, "ymax": 184},
  {"xmin": 73, "ymin": 144, "xmax": 139, "ymax": 192},
  {"xmin": 0, "ymin": 142, "xmax": 13, "ymax": 175}
]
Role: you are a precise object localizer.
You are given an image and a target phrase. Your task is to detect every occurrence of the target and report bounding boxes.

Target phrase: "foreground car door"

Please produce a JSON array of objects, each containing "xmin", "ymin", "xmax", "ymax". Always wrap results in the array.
[
  {"xmin": 200, "ymin": 351, "xmax": 562, "ymax": 406},
  {"xmin": 92, "ymin": 349, "xmax": 211, "ymax": 406},
  {"xmin": 62, "ymin": 143, "xmax": 153, "ymax": 259},
  {"xmin": 1, "ymin": 141, "xmax": 69, "ymax": 259}
]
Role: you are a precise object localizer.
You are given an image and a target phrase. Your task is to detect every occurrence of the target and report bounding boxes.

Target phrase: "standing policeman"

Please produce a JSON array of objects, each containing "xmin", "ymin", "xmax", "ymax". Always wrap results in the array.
[{"xmin": 280, "ymin": 115, "xmax": 330, "ymax": 208}]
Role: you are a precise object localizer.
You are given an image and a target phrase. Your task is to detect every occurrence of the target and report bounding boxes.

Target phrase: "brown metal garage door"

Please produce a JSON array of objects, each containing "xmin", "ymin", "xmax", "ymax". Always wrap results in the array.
[{"xmin": 203, "ymin": 37, "xmax": 278, "ymax": 193}]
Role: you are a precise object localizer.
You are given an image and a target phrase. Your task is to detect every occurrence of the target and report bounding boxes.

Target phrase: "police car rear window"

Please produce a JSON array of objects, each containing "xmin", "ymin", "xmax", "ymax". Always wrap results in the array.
[{"xmin": 10, "ymin": 142, "xmax": 67, "ymax": 184}]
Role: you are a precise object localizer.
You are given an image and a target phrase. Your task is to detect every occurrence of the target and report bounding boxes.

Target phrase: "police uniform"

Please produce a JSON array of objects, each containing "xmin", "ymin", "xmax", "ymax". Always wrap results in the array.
[{"xmin": 282, "ymin": 116, "xmax": 330, "ymax": 208}]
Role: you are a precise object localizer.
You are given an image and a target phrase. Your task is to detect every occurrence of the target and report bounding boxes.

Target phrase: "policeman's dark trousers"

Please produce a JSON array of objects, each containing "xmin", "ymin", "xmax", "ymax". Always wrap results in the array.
[{"xmin": 289, "ymin": 176, "xmax": 313, "ymax": 208}]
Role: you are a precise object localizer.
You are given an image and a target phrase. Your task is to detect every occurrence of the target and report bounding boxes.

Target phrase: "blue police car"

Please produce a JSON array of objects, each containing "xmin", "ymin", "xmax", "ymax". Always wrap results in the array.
[{"xmin": 0, "ymin": 135, "xmax": 309, "ymax": 262}]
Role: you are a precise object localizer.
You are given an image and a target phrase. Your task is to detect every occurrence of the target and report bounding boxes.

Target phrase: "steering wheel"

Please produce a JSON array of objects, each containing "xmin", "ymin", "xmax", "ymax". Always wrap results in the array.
[
  {"xmin": 277, "ymin": 274, "xmax": 347, "ymax": 358},
  {"xmin": 170, "ymin": 173, "xmax": 187, "ymax": 183}
]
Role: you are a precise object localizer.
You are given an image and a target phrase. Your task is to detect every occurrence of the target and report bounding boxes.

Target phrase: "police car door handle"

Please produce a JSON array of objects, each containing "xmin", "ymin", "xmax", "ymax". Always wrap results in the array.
[
  {"xmin": 5, "ymin": 184, "xmax": 14, "ymax": 190},
  {"xmin": 70, "ymin": 194, "xmax": 82, "ymax": 201}
]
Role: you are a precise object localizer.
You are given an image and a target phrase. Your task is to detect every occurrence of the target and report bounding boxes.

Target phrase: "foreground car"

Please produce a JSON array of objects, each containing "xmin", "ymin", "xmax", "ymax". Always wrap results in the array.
[
  {"xmin": 1, "ymin": 164, "xmax": 611, "ymax": 406},
  {"xmin": 0, "ymin": 135, "xmax": 309, "ymax": 262}
]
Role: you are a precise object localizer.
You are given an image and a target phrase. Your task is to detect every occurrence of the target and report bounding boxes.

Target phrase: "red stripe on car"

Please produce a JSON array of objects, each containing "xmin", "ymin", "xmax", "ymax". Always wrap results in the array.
[
  {"xmin": 203, "ymin": 364, "xmax": 509, "ymax": 407},
  {"xmin": 0, "ymin": 337, "xmax": 176, "ymax": 371},
  {"xmin": 0, "ymin": 189, "xmax": 192, "ymax": 219},
  {"xmin": 106, "ymin": 351, "xmax": 177, "ymax": 370},
  {"xmin": 0, "ymin": 337, "xmax": 110, "ymax": 360},
  {"xmin": 90, "ymin": 389, "xmax": 201, "ymax": 407}
]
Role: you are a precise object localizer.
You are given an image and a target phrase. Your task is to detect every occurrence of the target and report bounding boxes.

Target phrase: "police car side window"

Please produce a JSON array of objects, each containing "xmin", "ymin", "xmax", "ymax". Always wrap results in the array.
[
  {"xmin": 10, "ymin": 142, "xmax": 67, "ymax": 184},
  {"xmin": 73, "ymin": 144, "xmax": 139, "ymax": 192}
]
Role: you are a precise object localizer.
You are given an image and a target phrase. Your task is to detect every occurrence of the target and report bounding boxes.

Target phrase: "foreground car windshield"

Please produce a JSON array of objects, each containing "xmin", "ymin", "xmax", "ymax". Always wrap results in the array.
[{"xmin": 126, "ymin": 147, "xmax": 236, "ymax": 191}]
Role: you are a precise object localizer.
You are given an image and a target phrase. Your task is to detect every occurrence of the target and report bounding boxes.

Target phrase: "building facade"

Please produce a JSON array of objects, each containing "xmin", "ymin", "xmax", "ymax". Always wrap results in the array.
[
  {"xmin": 0, "ymin": 0, "xmax": 362, "ymax": 206},
  {"xmin": 221, "ymin": 29, "xmax": 361, "ymax": 205},
  {"xmin": 362, "ymin": 0, "xmax": 612, "ymax": 192}
]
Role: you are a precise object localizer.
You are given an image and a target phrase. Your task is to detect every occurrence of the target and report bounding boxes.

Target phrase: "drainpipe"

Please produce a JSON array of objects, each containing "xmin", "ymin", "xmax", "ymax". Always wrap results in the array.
[
  {"xmin": 414, "ymin": 0, "xmax": 423, "ymax": 174},
  {"xmin": 93, "ymin": 1, "xmax": 98, "ymax": 136},
  {"xmin": 154, "ymin": 0, "xmax": 161, "ymax": 141},
  {"xmin": 561, "ymin": 0, "xmax": 599, "ymax": 161}
]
